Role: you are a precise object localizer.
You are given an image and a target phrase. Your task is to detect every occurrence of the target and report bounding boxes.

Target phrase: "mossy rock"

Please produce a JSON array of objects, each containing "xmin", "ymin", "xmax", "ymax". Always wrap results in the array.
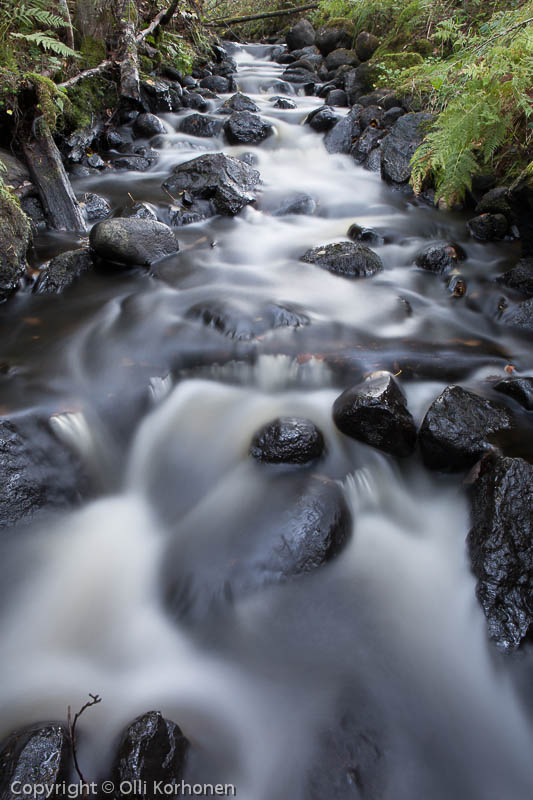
[
  {"xmin": 327, "ymin": 18, "xmax": 356, "ymax": 36},
  {"xmin": 65, "ymin": 75, "xmax": 117, "ymax": 131},
  {"xmin": 378, "ymin": 52, "xmax": 424, "ymax": 70},
  {"xmin": 0, "ymin": 181, "xmax": 31, "ymax": 302},
  {"xmin": 412, "ymin": 38, "xmax": 433, "ymax": 56},
  {"xmin": 139, "ymin": 55, "xmax": 155, "ymax": 74},
  {"xmin": 80, "ymin": 36, "xmax": 106, "ymax": 69}
]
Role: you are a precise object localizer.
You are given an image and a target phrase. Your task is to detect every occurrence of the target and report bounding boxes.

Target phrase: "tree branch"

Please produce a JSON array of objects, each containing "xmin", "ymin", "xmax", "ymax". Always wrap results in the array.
[
  {"xmin": 136, "ymin": 0, "xmax": 181, "ymax": 42},
  {"xmin": 67, "ymin": 693, "xmax": 102, "ymax": 785},
  {"xmin": 58, "ymin": 61, "xmax": 114, "ymax": 90},
  {"xmin": 206, "ymin": 3, "xmax": 318, "ymax": 27}
]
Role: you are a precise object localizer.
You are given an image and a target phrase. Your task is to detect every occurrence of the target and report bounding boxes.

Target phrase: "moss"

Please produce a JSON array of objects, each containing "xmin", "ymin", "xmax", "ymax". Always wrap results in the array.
[
  {"xmin": 0, "ymin": 175, "xmax": 31, "ymax": 295},
  {"xmin": 378, "ymin": 52, "xmax": 424, "ymax": 69},
  {"xmin": 139, "ymin": 55, "xmax": 154, "ymax": 74},
  {"xmin": 80, "ymin": 36, "xmax": 107, "ymax": 69},
  {"xmin": 326, "ymin": 17, "xmax": 356, "ymax": 36},
  {"xmin": 25, "ymin": 73, "xmax": 69, "ymax": 131},
  {"xmin": 65, "ymin": 75, "xmax": 117, "ymax": 131},
  {"xmin": 412, "ymin": 38, "xmax": 433, "ymax": 56}
]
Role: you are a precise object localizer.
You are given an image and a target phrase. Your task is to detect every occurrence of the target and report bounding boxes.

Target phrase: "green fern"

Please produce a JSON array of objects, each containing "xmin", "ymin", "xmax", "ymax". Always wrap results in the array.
[{"xmin": 11, "ymin": 31, "xmax": 77, "ymax": 57}]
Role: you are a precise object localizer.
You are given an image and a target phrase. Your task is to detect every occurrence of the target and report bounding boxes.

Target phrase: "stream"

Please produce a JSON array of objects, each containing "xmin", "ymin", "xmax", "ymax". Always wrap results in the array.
[{"xmin": 1, "ymin": 43, "xmax": 533, "ymax": 800}]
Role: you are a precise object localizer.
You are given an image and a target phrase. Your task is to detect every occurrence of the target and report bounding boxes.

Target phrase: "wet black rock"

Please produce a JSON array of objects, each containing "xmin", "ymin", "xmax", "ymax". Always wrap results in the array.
[
  {"xmin": 277, "ymin": 53, "xmax": 296, "ymax": 65},
  {"xmin": 90, "ymin": 218, "xmax": 178, "ymax": 267},
  {"xmin": 219, "ymin": 92, "xmax": 258, "ymax": 114},
  {"xmin": 355, "ymin": 31, "xmax": 380, "ymax": 62},
  {"xmin": 224, "ymin": 111, "xmax": 273, "ymax": 145},
  {"xmin": 199, "ymin": 75, "xmax": 231, "ymax": 93},
  {"xmin": 79, "ymin": 192, "xmax": 111, "ymax": 222},
  {"xmin": 0, "ymin": 415, "xmax": 89, "ymax": 528},
  {"xmin": 350, "ymin": 127, "xmax": 383, "ymax": 163},
  {"xmin": 181, "ymin": 75, "xmax": 197, "ymax": 89},
  {"xmin": 333, "ymin": 372, "xmax": 417, "ymax": 457},
  {"xmin": 419, "ymin": 385, "xmax": 513, "ymax": 472},
  {"xmin": 468, "ymin": 455, "xmax": 533, "ymax": 651},
  {"xmin": 493, "ymin": 376, "xmax": 533, "ymax": 410},
  {"xmin": 316, "ymin": 26, "xmax": 352, "ymax": 56},
  {"xmin": 87, "ymin": 153, "xmax": 105, "ymax": 169},
  {"xmin": 467, "ymin": 213, "xmax": 508, "ymax": 241},
  {"xmin": 323, "ymin": 106, "xmax": 362, "ymax": 154},
  {"xmin": 181, "ymin": 90, "xmax": 209, "ymax": 112},
  {"xmin": 282, "ymin": 67, "xmax": 320, "ymax": 86},
  {"xmin": 179, "ymin": 114, "xmax": 224, "ymax": 138},
  {"xmin": 140, "ymin": 79, "xmax": 173, "ymax": 113},
  {"xmin": 34, "ymin": 249, "xmax": 93, "ymax": 294},
  {"xmin": 325, "ymin": 89, "xmax": 348, "ymax": 107},
  {"xmin": 121, "ymin": 202, "xmax": 159, "ymax": 221},
  {"xmin": 347, "ymin": 223, "xmax": 383, "ymax": 245},
  {"xmin": 380, "ymin": 112, "xmax": 434, "ymax": 184},
  {"xmin": 112, "ymin": 711, "xmax": 189, "ymax": 797},
  {"xmin": 344, "ymin": 64, "xmax": 377, "ymax": 103},
  {"xmin": 64, "ymin": 122, "xmax": 102, "ymax": 163},
  {"xmin": 287, "ymin": 19, "xmax": 315, "ymax": 51},
  {"xmin": 133, "ymin": 112, "xmax": 166, "ymax": 138},
  {"xmin": 250, "ymin": 417, "xmax": 325, "ymax": 465},
  {"xmin": 112, "ymin": 155, "xmax": 152, "ymax": 171},
  {"xmin": 325, "ymin": 48, "xmax": 359, "ymax": 71},
  {"xmin": 383, "ymin": 106, "xmax": 405, "ymax": 126},
  {"xmin": 0, "ymin": 193, "xmax": 31, "ymax": 302},
  {"xmin": 21, "ymin": 196, "xmax": 46, "ymax": 232},
  {"xmin": 272, "ymin": 192, "xmax": 316, "ymax": 216},
  {"xmin": 415, "ymin": 241, "xmax": 466, "ymax": 274},
  {"xmin": 475, "ymin": 186, "xmax": 512, "ymax": 221},
  {"xmin": 306, "ymin": 105, "xmax": 339, "ymax": 132},
  {"xmin": 0, "ymin": 724, "xmax": 70, "ymax": 795},
  {"xmin": 301, "ymin": 241, "xmax": 383, "ymax": 279},
  {"xmin": 359, "ymin": 104, "xmax": 384, "ymax": 130},
  {"xmin": 271, "ymin": 96, "xmax": 297, "ymax": 109},
  {"xmin": 163, "ymin": 153, "xmax": 261, "ymax": 217},
  {"xmin": 497, "ymin": 258, "xmax": 533, "ymax": 297},
  {"xmin": 186, "ymin": 298, "xmax": 308, "ymax": 340},
  {"xmin": 501, "ymin": 297, "xmax": 533, "ymax": 333}
]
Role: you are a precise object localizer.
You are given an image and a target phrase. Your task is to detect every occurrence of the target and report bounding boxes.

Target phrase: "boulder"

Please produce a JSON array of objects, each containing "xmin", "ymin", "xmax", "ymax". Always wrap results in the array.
[
  {"xmin": 493, "ymin": 376, "xmax": 533, "ymax": 410},
  {"xmin": 112, "ymin": 711, "xmax": 189, "ymax": 797},
  {"xmin": 34, "ymin": 249, "xmax": 93, "ymax": 294},
  {"xmin": 350, "ymin": 127, "xmax": 383, "ymax": 163},
  {"xmin": 343, "ymin": 64, "xmax": 377, "ymax": 103},
  {"xmin": 271, "ymin": 96, "xmax": 297, "ymax": 109},
  {"xmin": 468, "ymin": 455, "xmax": 533, "ymax": 651},
  {"xmin": 355, "ymin": 31, "xmax": 380, "ymax": 62},
  {"xmin": 467, "ymin": 213, "xmax": 508, "ymax": 241},
  {"xmin": 162, "ymin": 153, "xmax": 261, "ymax": 217},
  {"xmin": 323, "ymin": 105, "xmax": 362, "ymax": 154},
  {"xmin": 121, "ymin": 202, "xmax": 159, "ymax": 221},
  {"xmin": 89, "ymin": 218, "xmax": 178, "ymax": 267},
  {"xmin": 325, "ymin": 48, "xmax": 359, "ymax": 71},
  {"xmin": 181, "ymin": 90, "xmax": 209, "ymax": 113},
  {"xmin": 282, "ymin": 67, "xmax": 320, "ymax": 86},
  {"xmin": 501, "ymin": 297, "xmax": 533, "ymax": 333},
  {"xmin": 475, "ymin": 186, "xmax": 512, "ymax": 221},
  {"xmin": 0, "ymin": 190, "xmax": 31, "ymax": 302},
  {"xmin": 301, "ymin": 241, "xmax": 383, "ymax": 279},
  {"xmin": 316, "ymin": 26, "xmax": 353, "ymax": 56},
  {"xmin": 333, "ymin": 372, "xmax": 417, "ymax": 457},
  {"xmin": 0, "ymin": 414, "xmax": 88, "ymax": 528},
  {"xmin": 78, "ymin": 192, "xmax": 111, "ymax": 222},
  {"xmin": 325, "ymin": 89, "xmax": 348, "ymax": 107},
  {"xmin": 21, "ymin": 196, "xmax": 46, "ymax": 231},
  {"xmin": 224, "ymin": 111, "xmax": 273, "ymax": 145},
  {"xmin": 347, "ymin": 223, "xmax": 383, "ymax": 245},
  {"xmin": 271, "ymin": 192, "xmax": 316, "ymax": 216},
  {"xmin": 497, "ymin": 258, "xmax": 533, "ymax": 296},
  {"xmin": 419, "ymin": 385, "xmax": 513, "ymax": 472},
  {"xmin": 0, "ymin": 724, "xmax": 70, "ymax": 795},
  {"xmin": 250, "ymin": 417, "xmax": 325, "ymax": 464},
  {"xmin": 306, "ymin": 105, "xmax": 340, "ymax": 132},
  {"xmin": 414, "ymin": 241, "xmax": 466, "ymax": 274},
  {"xmin": 141, "ymin": 79, "xmax": 174, "ymax": 113},
  {"xmin": 112, "ymin": 155, "xmax": 153, "ymax": 171},
  {"xmin": 133, "ymin": 112, "xmax": 167, "ymax": 138},
  {"xmin": 178, "ymin": 114, "xmax": 224, "ymax": 138},
  {"xmin": 219, "ymin": 92, "xmax": 258, "ymax": 114},
  {"xmin": 186, "ymin": 298, "xmax": 308, "ymax": 340},
  {"xmin": 0, "ymin": 148, "xmax": 30, "ymax": 188},
  {"xmin": 287, "ymin": 19, "xmax": 315, "ymax": 50},
  {"xmin": 199, "ymin": 75, "xmax": 231, "ymax": 92},
  {"xmin": 382, "ymin": 106, "xmax": 405, "ymax": 126},
  {"xmin": 380, "ymin": 112, "xmax": 434, "ymax": 184},
  {"xmin": 359, "ymin": 104, "xmax": 384, "ymax": 130}
]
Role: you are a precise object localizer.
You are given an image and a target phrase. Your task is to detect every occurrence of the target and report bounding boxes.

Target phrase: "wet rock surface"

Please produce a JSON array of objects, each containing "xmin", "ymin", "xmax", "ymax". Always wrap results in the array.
[
  {"xmin": 219, "ymin": 92, "xmax": 258, "ymax": 114},
  {"xmin": 467, "ymin": 213, "xmax": 508, "ymax": 241},
  {"xmin": 419, "ymin": 385, "xmax": 513, "ymax": 472},
  {"xmin": 133, "ymin": 112, "xmax": 167, "ymax": 138},
  {"xmin": 301, "ymin": 241, "xmax": 383, "ymax": 279},
  {"xmin": 324, "ymin": 106, "xmax": 362, "ymax": 154},
  {"xmin": 306, "ymin": 105, "xmax": 339, "ymax": 132},
  {"xmin": 415, "ymin": 241, "xmax": 466, "ymax": 274},
  {"xmin": 497, "ymin": 258, "xmax": 533, "ymax": 296},
  {"xmin": 178, "ymin": 114, "xmax": 224, "ymax": 138},
  {"xmin": 34, "ymin": 249, "xmax": 93, "ymax": 294},
  {"xmin": 271, "ymin": 192, "xmax": 316, "ymax": 216},
  {"xmin": 468, "ymin": 455, "xmax": 533, "ymax": 651},
  {"xmin": 250, "ymin": 417, "xmax": 325, "ymax": 465},
  {"xmin": 186, "ymin": 298, "xmax": 308, "ymax": 340},
  {"xmin": 493, "ymin": 376, "xmax": 533, "ymax": 410},
  {"xmin": 287, "ymin": 19, "xmax": 315, "ymax": 51},
  {"xmin": 501, "ymin": 297, "xmax": 533, "ymax": 333},
  {"xmin": 90, "ymin": 218, "xmax": 178, "ymax": 267},
  {"xmin": 333, "ymin": 372, "xmax": 417, "ymax": 457},
  {"xmin": 163, "ymin": 153, "xmax": 261, "ymax": 217},
  {"xmin": 380, "ymin": 112, "xmax": 434, "ymax": 184},
  {"xmin": 0, "ymin": 724, "xmax": 71, "ymax": 796},
  {"xmin": 112, "ymin": 711, "xmax": 189, "ymax": 796},
  {"xmin": 78, "ymin": 192, "xmax": 111, "ymax": 222},
  {"xmin": 224, "ymin": 111, "xmax": 273, "ymax": 145}
]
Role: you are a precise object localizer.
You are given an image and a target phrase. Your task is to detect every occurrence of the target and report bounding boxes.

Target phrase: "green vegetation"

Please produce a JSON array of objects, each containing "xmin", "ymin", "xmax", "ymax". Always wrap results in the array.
[{"xmin": 316, "ymin": 0, "xmax": 533, "ymax": 204}]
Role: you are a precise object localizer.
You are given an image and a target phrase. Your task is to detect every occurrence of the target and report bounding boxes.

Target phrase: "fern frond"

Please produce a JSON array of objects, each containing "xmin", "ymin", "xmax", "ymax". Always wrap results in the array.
[{"xmin": 11, "ymin": 31, "xmax": 78, "ymax": 57}]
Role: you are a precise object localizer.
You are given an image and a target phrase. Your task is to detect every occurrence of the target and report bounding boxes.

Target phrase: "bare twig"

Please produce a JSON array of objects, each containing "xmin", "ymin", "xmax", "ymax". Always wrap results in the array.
[
  {"xmin": 468, "ymin": 15, "xmax": 533, "ymax": 55},
  {"xmin": 67, "ymin": 693, "xmax": 102, "ymax": 785},
  {"xmin": 58, "ymin": 62, "xmax": 114, "ymax": 90},
  {"xmin": 206, "ymin": 3, "xmax": 318, "ymax": 27}
]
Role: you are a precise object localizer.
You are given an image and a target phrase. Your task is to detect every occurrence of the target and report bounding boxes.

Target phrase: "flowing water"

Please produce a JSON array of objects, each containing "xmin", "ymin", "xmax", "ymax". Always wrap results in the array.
[{"xmin": 1, "ymin": 44, "xmax": 533, "ymax": 799}]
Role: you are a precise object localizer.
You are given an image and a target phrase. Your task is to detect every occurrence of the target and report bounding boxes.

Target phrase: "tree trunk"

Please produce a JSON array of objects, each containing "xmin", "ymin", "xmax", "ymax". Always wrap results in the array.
[
  {"xmin": 206, "ymin": 3, "xmax": 318, "ymax": 27},
  {"xmin": 58, "ymin": 0, "xmax": 75, "ymax": 50},
  {"xmin": 117, "ymin": 0, "xmax": 141, "ymax": 106},
  {"xmin": 22, "ymin": 118, "xmax": 87, "ymax": 232}
]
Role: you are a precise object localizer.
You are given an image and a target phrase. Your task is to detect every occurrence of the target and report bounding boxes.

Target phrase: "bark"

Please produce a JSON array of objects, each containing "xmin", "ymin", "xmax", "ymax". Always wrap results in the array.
[
  {"xmin": 22, "ymin": 118, "xmax": 87, "ymax": 232},
  {"xmin": 59, "ymin": 61, "xmax": 114, "ymax": 90},
  {"xmin": 58, "ymin": 0, "xmax": 75, "ymax": 50},
  {"xmin": 117, "ymin": 0, "xmax": 141, "ymax": 105},
  {"xmin": 136, "ymin": 0, "xmax": 180, "ymax": 41},
  {"xmin": 206, "ymin": 3, "xmax": 318, "ymax": 27}
]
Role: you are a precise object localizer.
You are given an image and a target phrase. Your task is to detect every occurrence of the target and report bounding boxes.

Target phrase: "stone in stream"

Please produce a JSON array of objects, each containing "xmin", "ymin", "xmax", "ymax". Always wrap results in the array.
[
  {"xmin": 359, "ymin": 105, "xmax": 384, "ymax": 130},
  {"xmin": 325, "ymin": 89, "xmax": 348, "ymax": 107},
  {"xmin": 271, "ymin": 96, "xmax": 297, "ymax": 110},
  {"xmin": 133, "ymin": 112, "xmax": 167, "ymax": 138},
  {"xmin": 347, "ymin": 223, "xmax": 383, "ymax": 245},
  {"xmin": 219, "ymin": 92, "xmax": 258, "ymax": 114},
  {"xmin": 333, "ymin": 372, "xmax": 417, "ymax": 457},
  {"xmin": 186, "ymin": 298, "xmax": 309, "ymax": 340},
  {"xmin": 468, "ymin": 454, "xmax": 533, "ymax": 651},
  {"xmin": 140, "ymin": 79, "xmax": 174, "ymax": 113},
  {"xmin": 350, "ymin": 127, "xmax": 383, "ymax": 164},
  {"xmin": 250, "ymin": 417, "xmax": 325, "ymax": 465},
  {"xmin": 224, "ymin": 111, "xmax": 273, "ymax": 145},
  {"xmin": 325, "ymin": 49, "xmax": 359, "ymax": 71},
  {"xmin": 0, "ymin": 723, "xmax": 71, "ymax": 794},
  {"xmin": 501, "ymin": 297, "xmax": 533, "ymax": 333},
  {"xmin": 355, "ymin": 31, "xmax": 380, "ymax": 62},
  {"xmin": 181, "ymin": 90, "xmax": 209, "ymax": 113},
  {"xmin": 78, "ymin": 192, "xmax": 111, "ymax": 222},
  {"xmin": 199, "ymin": 74, "xmax": 231, "ymax": 93},
  {"xmin": 497, "ymin": 258, "xmax": 533, "ymax": 296},
  {"xmin": 34, "ymin": 249, "xmax": 93, "ymax": 294},
  {"xmin": 418, "ymin": 385, "xmax": 513, "ymax": 472},
  {"xmin": 121, "ymin": 202, "xmax": 159, "ymax": 221},
  {"xmin": 90, "ymin": 218, "xmax": 178, "ymax": 267},
  {"xmin": 493, "ymin": 376, "xmax": 533, "ymax": 410},
  {"xmin": 300, "ymin": 241, "xmax": 383, "ymax": 279},
  {"xmin": 0, "ymin": 190, "xmax": 31, "ymax": 302},
  {"xmin": 111, "ymin": 711, "xmax": 189, "ymax": 797},
  {"xmin": 380, "ymin": 112, "xmax": 434, "ymax": 184},
  {"xmin": 287, "ymin": 19, "xmax": 316, "ymax": 51},
  {"xmin": 467, "ymin": 212, "xmax": 508, "ymax": 241},
  {"xmin": 383, "ymin": 106, "xmax": 405, "ymax": 126},
  {"xmin": 112, "ymin": 155, "xmax": 153, "ymax": 172},
  {"xmin": 316, "ymin": 26, "xmax": 353, "ymax": 56},
  {"xmin": 0, "ymin": 414, "xmax": 89, "ymax": 528},
  {"xmin": 271, "ymin": 192, "xmax": 317, "ymax": 216},
  {"xmin": 162, "ymin": 153, "xmax": 261, "ymax": 217},
  {"xmin": 414, "ymin": 241, "xmax": 466, "ymax": 274},
  {"xmin": 178, "ymin": 113, "xmax": 224, "ymax": 138},
  {"xmin": 323, "ymin": 106, "xmax": 363, "ymax": 154},
  {"xmin": 305, "ymin": 105, "xmax": 340, "ymax": 132}
]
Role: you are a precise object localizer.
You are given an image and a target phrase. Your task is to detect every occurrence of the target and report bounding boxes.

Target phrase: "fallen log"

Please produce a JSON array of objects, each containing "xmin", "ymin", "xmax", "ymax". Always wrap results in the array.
[
  {"xmin": 206, "ymin": 3, "xmax": 318, "ymax": 27},
  {"xmin": 22, "ymin": 117, "xmax": 87, "ymax": 232}
]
